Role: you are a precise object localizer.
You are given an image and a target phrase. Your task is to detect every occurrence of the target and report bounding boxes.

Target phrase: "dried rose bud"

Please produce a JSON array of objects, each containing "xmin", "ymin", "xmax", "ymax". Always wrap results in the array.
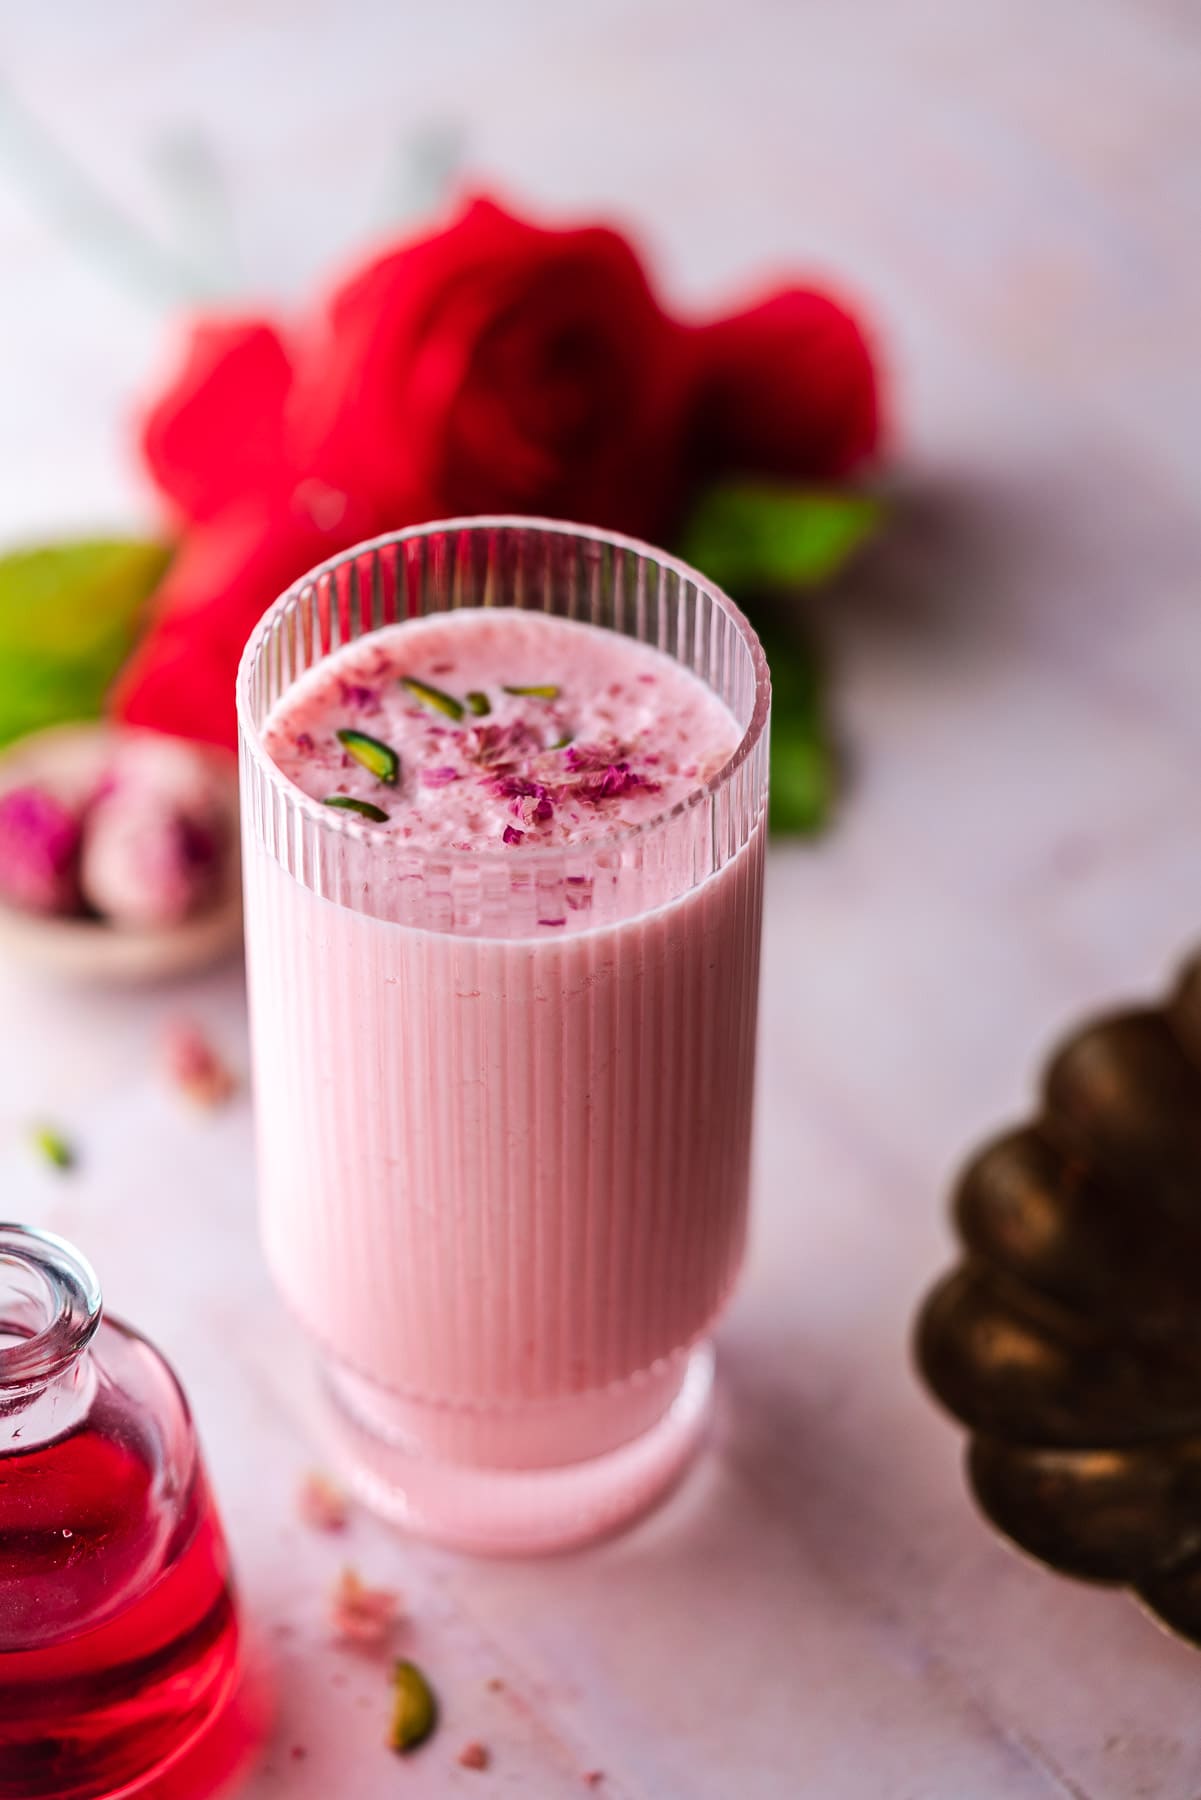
[
  {"xmin": 83, "ymin": 803, "xmax": 222, "ymax": 929},
  {"xmin": 80, "ymin": 737, "xmax": 228, "ymax": 930},
  {"xmin": 161, "ymin": 1020, "xmax": 236, "ymax": 1109},
  {"xmin": 329, "ymin": 1566, "xmax": 400, "ymax": 1646},
  {"xmin": 0, "ymin": 785, "xmax": 83, "ymax": 916},
  {"xmin": 297, "ymin": 1470, "xmax": 349, "ymax": 1532}
]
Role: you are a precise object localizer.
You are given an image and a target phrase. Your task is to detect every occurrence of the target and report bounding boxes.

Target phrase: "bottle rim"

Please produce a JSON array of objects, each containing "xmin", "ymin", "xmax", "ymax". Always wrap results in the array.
[{"xmin": 0, "ymin": 1222, "xmax": 102, "ymax": 1389}]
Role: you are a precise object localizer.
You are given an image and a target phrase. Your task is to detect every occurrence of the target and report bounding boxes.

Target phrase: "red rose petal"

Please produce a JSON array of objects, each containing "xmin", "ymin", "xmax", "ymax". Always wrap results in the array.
[
  {"xmin": 328, "ymin": 1566, "xmax": 401, "ymax": 1646},
  {"xmin": 112, "ymin": 490, "xmax": 385, "ymax": 750},
  {"xmin": 691, "ymin": 287, "xmax": 881, "ymax": 481},
  {"xmin": 142, "ymin": 318, "xmax": 295, "ymax": 523}
]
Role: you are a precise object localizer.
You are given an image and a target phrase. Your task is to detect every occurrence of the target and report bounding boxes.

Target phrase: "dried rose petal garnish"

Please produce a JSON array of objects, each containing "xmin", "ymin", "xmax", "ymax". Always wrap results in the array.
[
  {"xmin": 458, "ymin": 1741, "xmax": 490, "ymax": 1771},
  {"xmin": 561, "ymin": 741, "xmax": 617, "ymax": 775},
  {"xmin": 161, "ymin": 1020, "xmax": 236, "ymax": 1109},
  {"xmin": 467, "ymin": 719, "xmax": 544, "ymax": 769},
  {"xmin": 559, "ymin": 742, "xmax": 660, "ymax": 803},
  {"xmin": 586, "ymin": 761, "xmax": 656, "ymax": 801},
  {"xmin": 420, "ymin": 765, "xmax": 461, "ymax": 788},
  {"xmin": 490, "ymin": 776, "xmax": 554, "ymax": 825},
  {"xmin": 338, "ymin": 680, "xmax": 382, "ymax": 714},
  {"xmin": 297, "ymin": 1470, "xmax": 349, "ymax": 1532},
  {"xmin": 330, "ymin": 1566, "xmax": 401, "ymax": 1645}
]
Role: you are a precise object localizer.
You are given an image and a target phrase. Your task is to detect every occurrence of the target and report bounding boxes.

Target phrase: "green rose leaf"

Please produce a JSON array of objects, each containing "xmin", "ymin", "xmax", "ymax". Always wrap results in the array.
[
  {"xmin": 677, "ymin": 484, "xmax": 881, "ymax": 835},
  {"xmin": 757, "ymin": 616, "xmax": 836, "ymax": 836},
  {"xmin": 0, "ymin": 538, "xmax": 171, "ymax": 748},
  {"xmin": 678, "ymin": 483, "xmax": 883, "ymax": 593}
]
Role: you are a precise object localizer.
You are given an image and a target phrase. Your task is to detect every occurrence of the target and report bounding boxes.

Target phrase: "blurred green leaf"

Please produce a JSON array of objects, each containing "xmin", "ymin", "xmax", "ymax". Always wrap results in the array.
[
  {"xmin": 679, "ymin": 483, "xmax": 883, "ymax": 593},
  {"xmin": 757, "ymin": 615, "xmax": 836, "ymax": 835},
  {"xmin": 0, "ymin": 538, "xmax": 170, "ymax": 748}
]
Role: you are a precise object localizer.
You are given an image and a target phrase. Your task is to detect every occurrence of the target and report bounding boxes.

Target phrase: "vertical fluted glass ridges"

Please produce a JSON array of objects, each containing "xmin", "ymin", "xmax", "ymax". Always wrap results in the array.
[{"xmin": 239, "ymin": 519, "xmax": 769, "ymax": 1470}]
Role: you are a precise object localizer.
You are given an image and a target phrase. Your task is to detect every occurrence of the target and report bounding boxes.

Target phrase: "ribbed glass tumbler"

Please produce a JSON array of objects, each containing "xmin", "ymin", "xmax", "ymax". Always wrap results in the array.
[{"xmin": 237, "ymin": 518, "xmax": 770, "ymax": 1553}]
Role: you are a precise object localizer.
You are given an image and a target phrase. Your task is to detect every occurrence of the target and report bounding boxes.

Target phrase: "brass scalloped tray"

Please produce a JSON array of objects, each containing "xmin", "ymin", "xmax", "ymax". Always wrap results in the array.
[{"xmin": 915, "ymin": 950, "xmax": 1201, "ymax": 1645}]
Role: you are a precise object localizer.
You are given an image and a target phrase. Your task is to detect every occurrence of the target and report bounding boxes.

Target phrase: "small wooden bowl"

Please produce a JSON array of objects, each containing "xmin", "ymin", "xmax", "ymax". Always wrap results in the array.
[{"xmin": 0, "ymin": 723, "xmax": 242, "ymax": 982}]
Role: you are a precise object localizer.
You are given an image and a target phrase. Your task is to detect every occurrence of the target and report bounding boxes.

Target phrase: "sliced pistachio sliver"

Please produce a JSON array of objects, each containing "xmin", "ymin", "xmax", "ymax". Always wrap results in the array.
[
  {"xmin": 32, "ymin": 1124, "xmax": 74, "ymax": 1171},
  {"xmin": 323, "ymin": 795, "xmax": 389, "ymax": 823},
  {"xmin": 502, "ymin": 683, "xmax": 560, "ymax": 700},
  {"xmin": 549, "ymin": 732, "xmax": 574, "ymax": 750},
  {"xmin": 336, "ymin": 728, "xmax": 400, "ymax": 785},
  {"xmin": 400, "ymin": 676, "xmax": 464, "ymax": 720},
  {"xmin": 388, "ymin": 1659, "xmax": 438, "ymax": 1754},
  {"xmin": 465, "ymin": 689, "xmax": 491, "ymax": 717}
]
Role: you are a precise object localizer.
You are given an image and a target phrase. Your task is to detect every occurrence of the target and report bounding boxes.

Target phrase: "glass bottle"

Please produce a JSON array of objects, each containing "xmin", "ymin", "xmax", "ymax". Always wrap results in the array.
[{"xmin": 0, "ymin": 1223, "xmax": 239, "ymax": 1799}]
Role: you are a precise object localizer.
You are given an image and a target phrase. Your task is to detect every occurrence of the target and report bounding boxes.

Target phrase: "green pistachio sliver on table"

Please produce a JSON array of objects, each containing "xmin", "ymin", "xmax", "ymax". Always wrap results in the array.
[
  {"xmin": 31, "ymin": 1124, "xmax": 74, "ymax": 1171},
  {"xmin": 400, "ymin": 676, "xmax": 464, "ymax": 721},
  {"xmin": 465, "ymin": 690, "xmax": 491, "ymax": 716},
  {"xmin": 502, "ymin": 683, "xmax": 560, "ymax": 700},
  {"xmin": 388, "ymin": 1659, "xmax": 438, "ymax": 1753},
  {"xmin": 335, "ymin": 728, "xmax": 401, "ymax": 785},
  {"xmin": 322, "ymin": 795, "xmax": 390, "ymax": 823}
]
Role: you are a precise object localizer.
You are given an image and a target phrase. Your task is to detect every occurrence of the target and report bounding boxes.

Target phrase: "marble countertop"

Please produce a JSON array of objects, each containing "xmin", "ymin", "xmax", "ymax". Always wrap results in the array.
[{"xmin": 3, "ymin": 3, "xmax": 1201, "ymax": 1794}]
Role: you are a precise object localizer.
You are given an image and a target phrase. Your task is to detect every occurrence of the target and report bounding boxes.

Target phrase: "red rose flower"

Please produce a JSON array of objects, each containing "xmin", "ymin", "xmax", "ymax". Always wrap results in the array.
[
  {"xmin": 118, "ymin": 194, "xmax": 881, "ymax": 749},
  {"xmin": 290, "ymin": 196, "xmax": 694, "ymax": 544}
]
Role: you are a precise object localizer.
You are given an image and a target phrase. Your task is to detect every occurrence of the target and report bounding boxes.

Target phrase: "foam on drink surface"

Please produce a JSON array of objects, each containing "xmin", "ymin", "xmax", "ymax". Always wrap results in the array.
[{"xmin": 263, "ymin": 609, "xmax": 741, "ymax": 851}]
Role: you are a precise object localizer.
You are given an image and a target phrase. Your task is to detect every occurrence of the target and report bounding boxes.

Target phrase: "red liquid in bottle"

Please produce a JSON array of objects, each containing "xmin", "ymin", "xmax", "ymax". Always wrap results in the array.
[{"xmin": 0, "ymin": 1338, "xmax": 239, "ymax": 1799}]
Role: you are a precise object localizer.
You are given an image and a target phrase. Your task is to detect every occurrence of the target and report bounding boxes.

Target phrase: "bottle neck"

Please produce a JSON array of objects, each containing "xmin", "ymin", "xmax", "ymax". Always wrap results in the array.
[{"xmin": 0, "ymin": 1224, "xmax": 102, "ymax": 1449}]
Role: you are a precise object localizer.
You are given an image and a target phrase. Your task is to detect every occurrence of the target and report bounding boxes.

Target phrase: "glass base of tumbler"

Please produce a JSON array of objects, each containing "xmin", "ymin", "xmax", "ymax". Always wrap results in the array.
[{"xmin": 320, "ymin": 1343, "xmax": 715, "ymax": 1555}]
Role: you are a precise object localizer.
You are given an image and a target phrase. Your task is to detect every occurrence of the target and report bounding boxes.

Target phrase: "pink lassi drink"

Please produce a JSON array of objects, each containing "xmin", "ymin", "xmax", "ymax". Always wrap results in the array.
[{"xmin": 238, "ymin": 521, "xmax": 769, "ymax": 1552}]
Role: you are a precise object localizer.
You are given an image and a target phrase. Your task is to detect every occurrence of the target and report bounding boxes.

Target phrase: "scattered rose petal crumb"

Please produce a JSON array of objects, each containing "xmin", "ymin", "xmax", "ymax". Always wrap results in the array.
[
  {"xmin": 458, "ymin": 1741, "xmax": 490, "ymax": 1771},
  {"xmin": 329, "ymin": 1566, "xmax": 401, "ymax": 1646},
  {"xmin": 161, "ymin": 1020, "xmax": 236, "ymax": 1108},
  {"xmin": 582, "ymin": 1773, "xmax": 605, "ymax": 1787},
  {"xmin": 298, "ymin": 1470, "xmax": 349, "ymax": 1532},
  {"xmin": 290, "ymin": 1745, "xmax": 307, "ymax": 1761},
  {"xmin": 486, "ymin": 1676, "xmax": 505, "ymax": 1693}
]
